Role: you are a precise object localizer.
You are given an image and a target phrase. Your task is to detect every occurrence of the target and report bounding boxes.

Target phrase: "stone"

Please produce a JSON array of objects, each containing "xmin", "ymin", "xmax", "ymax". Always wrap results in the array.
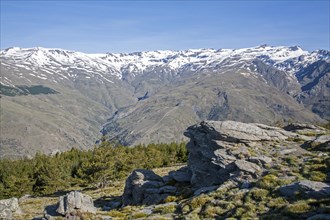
[
  {"xmin": 142, "ymin": 194, "xmax": 169, "ymax": 206},
  {"xmin": 307, "ymin": 135, "xmax": 330, "ymax": 151},
  {"xmin": 280, "ymin": 180, "xmax": 330, "ymax": 199},
  {"xmin": 143, "ymin": 181, "xmax": 164, "ymax": 188},
  {"xmin": 0, "ymin": 197, "xmax": 20, "ymax": 220},
  {"xmin": 145, "ymin": 188, "xmax": 161, "ymax": 194},
  {"xmin": 240, "ymin": 181, "xmax": 251, "ymax": 189},
  {"xmin": 141, "ymin": 207, "xmax": 154, "ymax": 215},
  {"xmin": 107, "ymin": 201, "xmax": 121, "ymax": 210},
  {"xmin": 234, "ymin": 160, "xmax": 262, "ymax": 175},
  {"xmin": 159, "ymin": 186, "xmax": 177, "ymax": 194},
  {"xmin": 284, "ymin": 123, "xmax": 319, "ymax": 131},
  {"xmin": 213, "ymin": 149, "xmax": 236, "ymax": 164},
  {"xmin": 43, "ymin": 211, "xmax": 56, "ymax": 220},
  {"xmin": 185, "ymin": 121, "xmax": 297, "ymax": 143},
  {"xmin": 307, "ymin": 214, "xmax": 330, "ymax": 220},
  {"xmin": 43, "ymin": 204, "xmax": 59, "ymax": 220},
  {"xmin": 231, "ymin": 146, "xmax": 250, "ymax": 157},
  {"xmin": 283, "ymin": 123, "xmax": 326, "ymax": 133},
  {"xmin": 162, "ymin": 175, "xmax": 173, "ymax": 183},
  {"xmin": 279, "ymin": 148, "xmax": 297, "ymax": 155},
  {"xmin": 56, "ymin": 191, "xmax": 96, "ymax": 216},
  {"xmin": 169, "ymin": 166, "xmax": 191, "ymax": 182},
  {"xmin": 122, "ymin": 169, "xmax": 164, "ymax": 206},
  {"xmin": 194, "ymin": 186, "xmax": 218, "ymax": 196},
  {"xmin": 313, "ymin": 135, "xmax": 330, "ymax": 144},
  {"xmin": 248, "ymin": 156, "xmax": 272, "ymax": 165}
]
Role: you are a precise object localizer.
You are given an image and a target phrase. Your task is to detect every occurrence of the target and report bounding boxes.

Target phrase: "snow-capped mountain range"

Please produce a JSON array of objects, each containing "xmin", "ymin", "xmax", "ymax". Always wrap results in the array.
[
  {"xmin": 1, "ymin": 45, "xmax": 329, "ymax": 87},
  {"xmin": 0, "ymin": 44, "xmax": 329, "ymax": 158}
]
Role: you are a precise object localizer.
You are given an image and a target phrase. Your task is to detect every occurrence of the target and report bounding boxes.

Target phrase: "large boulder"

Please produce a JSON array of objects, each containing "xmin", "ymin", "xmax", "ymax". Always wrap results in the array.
[
  {"xmin": 234, "ymin": 160, "xmax": 262, "ymax": 175},
  {"xmin": 56, "ymin": 191, "xmax": 96, "ymax": 216},
  {"xmin": 306, "ymin": 135, "xmax": 330, "ymax": 151},
  {"xmin": 184, "ymin": 121, "xmax": 299, "ymax": 143},
  {"xmin": 280, "ymin": 180, "xmax": 330, "ymax": 199},
  {"xmin": 168, "ymin": 166, "xmax": 192, "ymax": 183},
  {"xmin": 283, "ymin": 123, "xmax": 327, "ymax": 135},
  {"xmin": 248, "ymin": 156, "xmax": 272, "ymax": 166},
  {"xmin": 122, "ymin": 169, "xmax": 170, "ymax": 206},
  {"xmin": 183, "ymin": 121, "xmax": 279, "ymax": 188},
  {"xmin": 0, "ymin": 198, "xmax": 20, "ymax": 220}
]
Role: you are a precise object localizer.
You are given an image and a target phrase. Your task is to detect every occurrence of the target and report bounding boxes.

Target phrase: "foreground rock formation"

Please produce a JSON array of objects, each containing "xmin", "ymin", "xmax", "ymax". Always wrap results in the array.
[
  {"xmin": 122, "ymin": 120, "xmax": 329, "ymax": 206},
  {"xmin": 184, "ymin": 120, "xmax": 298, "ymax": 188}
]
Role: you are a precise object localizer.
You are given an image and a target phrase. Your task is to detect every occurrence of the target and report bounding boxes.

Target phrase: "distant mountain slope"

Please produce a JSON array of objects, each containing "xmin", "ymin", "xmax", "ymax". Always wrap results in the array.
[
  {"xmin": 295, "ymin": 60, "xmax": 330, "ymax": 119},
  {"xmin": 102, "ymin": 66, "xmax": 322, "ymax": 146},
  {"xmin": 0, "ymin": 45, "xmax": 329, "ymax": 157}
]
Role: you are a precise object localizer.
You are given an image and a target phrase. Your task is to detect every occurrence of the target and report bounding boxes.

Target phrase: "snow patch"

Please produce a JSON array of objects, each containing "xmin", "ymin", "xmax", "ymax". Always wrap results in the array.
[{"xmin": 240, "ymin": 72, "xmax": 251, "ymax": 76}]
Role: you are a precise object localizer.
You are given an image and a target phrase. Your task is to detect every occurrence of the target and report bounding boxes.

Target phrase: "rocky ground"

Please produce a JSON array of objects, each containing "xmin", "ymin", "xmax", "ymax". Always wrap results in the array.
[{"xmin": 1, "ymin": 121, "xmax": 329, "ymax": 219}]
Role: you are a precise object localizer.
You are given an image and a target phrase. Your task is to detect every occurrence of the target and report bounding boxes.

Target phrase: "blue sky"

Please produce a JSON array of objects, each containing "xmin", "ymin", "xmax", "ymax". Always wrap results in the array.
[{"xmin": 1, "ymin": 1, "xmax": 329, "ymax": 53}]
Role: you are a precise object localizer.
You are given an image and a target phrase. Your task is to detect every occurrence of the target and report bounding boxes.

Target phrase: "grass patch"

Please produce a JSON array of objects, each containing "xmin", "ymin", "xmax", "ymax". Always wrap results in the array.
[
  {"xmin": 153, "ymin": 204, "xmax": 176, "ymax": 215},
  {"xmin": 189, "ymin": 195, "xmax": 212, "ymax": 210}
]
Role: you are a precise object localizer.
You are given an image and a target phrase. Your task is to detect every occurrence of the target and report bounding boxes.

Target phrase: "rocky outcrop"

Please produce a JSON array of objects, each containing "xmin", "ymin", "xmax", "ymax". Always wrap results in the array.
[
  {"xmin": 283, "ymin": 123, "xmax": 326, "ymax": 132},
  {"xmin": 284, "ymin": 123, "xmax": 328, "ymax": 138},
  {"xmin": 248, "ymin": 156, "xmax": 272, "ymax": 166},
  {"xmin": 121, "ymin": 120, "xmax": 298, "ymax": 205},
  {"xmin": 183, "ymin": 120, "xmax": 305, "ymax": 188},
  {"xmin": 56, "ymin": 191, "xmax": 96, "ymax": 216},
  {"xmin": 306, "ymin": 135, "xmax": 330, "ymax": 151},
  {"xmin": 122, "ymin": 169, "xmax": 171, "ymax": 206},
  {"xmin": 280, "ymin": 180, "xmax": 330, "ymax": 199},
  {"xmin": 0, "ymin": 198, "xmax": 20, "ymax": 220},
  {"xmin": 121, "ymin": 120, "xmax": 328, "ymax": 207},
  {"xmin": 185, "ymin": 121, "xmax": 301, "ymax": 143}
]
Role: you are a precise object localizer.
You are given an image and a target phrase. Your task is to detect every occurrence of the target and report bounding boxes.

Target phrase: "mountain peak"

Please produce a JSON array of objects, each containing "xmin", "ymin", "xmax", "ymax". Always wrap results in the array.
[{"xmin": 289, "ymin": 45, "xmax": 303, "ymax": 51}]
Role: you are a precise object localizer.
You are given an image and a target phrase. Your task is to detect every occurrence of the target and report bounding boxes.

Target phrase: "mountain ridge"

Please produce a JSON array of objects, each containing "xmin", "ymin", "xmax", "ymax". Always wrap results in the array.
[
  {"xmin": 0, "ymin": 45, "xmax": 329, "ymax": 157},
  {"xmin": 1, "ymin": 45, "xmax": 329, "ymax": 85}
]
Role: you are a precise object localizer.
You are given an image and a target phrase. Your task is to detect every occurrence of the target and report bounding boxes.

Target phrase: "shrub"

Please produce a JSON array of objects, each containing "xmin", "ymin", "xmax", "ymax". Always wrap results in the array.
[
  {"xmin": 164, "ymin": 195, "xmax": 178, "ymax": 203},
  {"xmin": 267, "ymin": 197, "xmax": 287, "ymax": 208},
  {"xmin": 257, "ymin": 174, "xmax": 279, "ymax": 190},
  {"xmin": 284, "ymin": 200, "xmax": 311, "ymax": 215},
  {"xmin": 234, "ymin": 207, "xmax": 245, "ymax": 217},
  {"xmin": 189, "ymin": 195, "xmax": 212, "ymax": 210},
  {"xmin": 203, "ymin": 205, "xmax": 223, "ymax": 218},
  {"xmin": 285, "ymin": 156, "xmax": 298, "ymax": 166},
  {"xmin": 250, "ymin": 188, "xmax": 269, "ymax": 201},
  {"xmin": 153, "ymin": 204, "xmax": 176, "ymax": 214},
  {"xmin": 308, "ymin": 171, "xmax": 327, "ymax": 182}
]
